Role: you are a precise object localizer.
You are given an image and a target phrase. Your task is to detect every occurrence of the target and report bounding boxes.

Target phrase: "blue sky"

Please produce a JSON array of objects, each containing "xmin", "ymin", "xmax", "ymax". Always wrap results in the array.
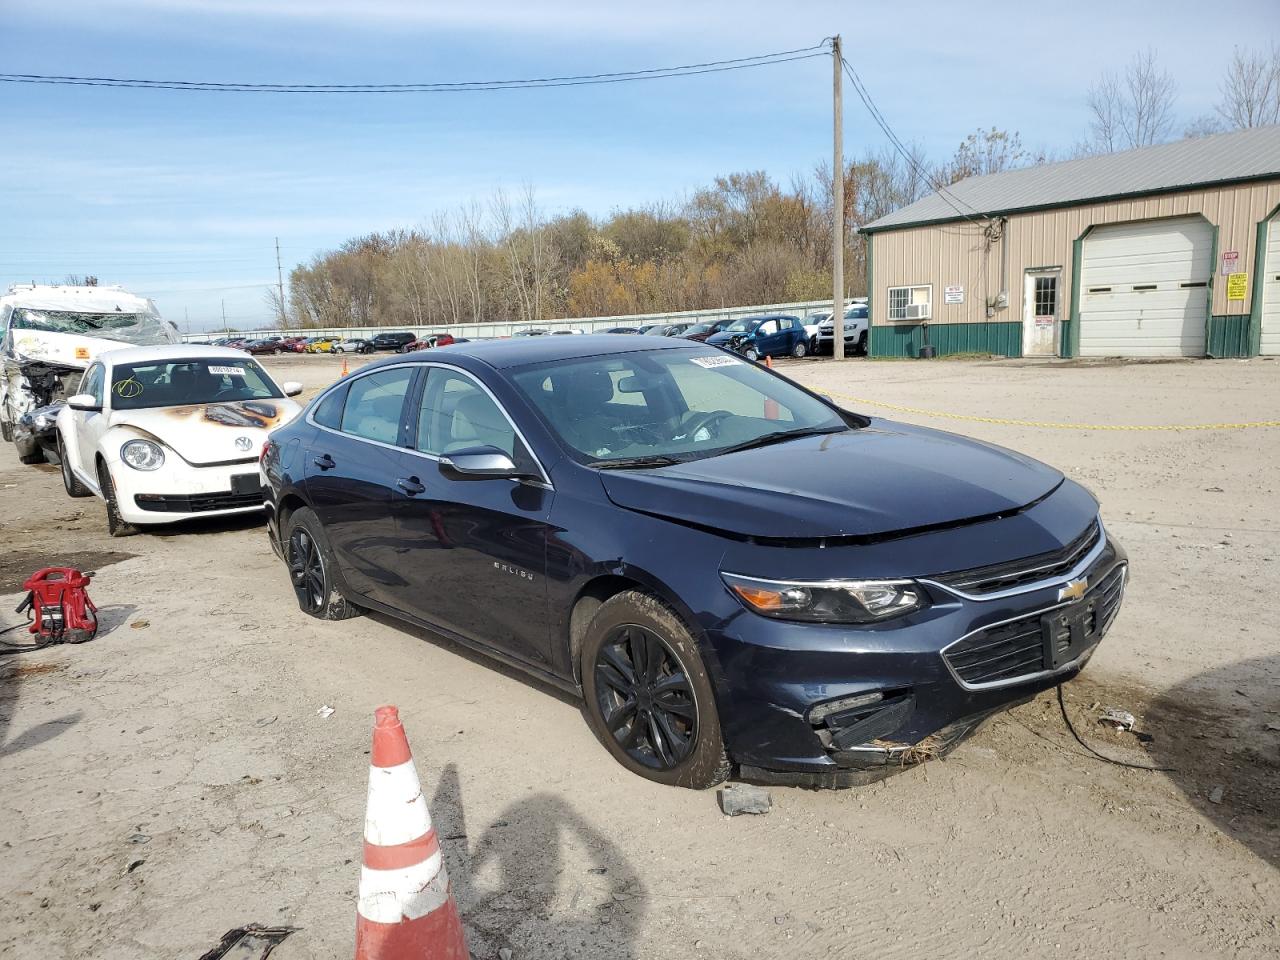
[{"xmin": 2, "ymin": 0, "xmax": 1274, "ymax": 331}]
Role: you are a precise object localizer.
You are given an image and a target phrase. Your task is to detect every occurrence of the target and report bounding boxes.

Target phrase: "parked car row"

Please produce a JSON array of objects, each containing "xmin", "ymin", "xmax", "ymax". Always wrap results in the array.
[{"xmin": 593, "ymin": 310, "xmax": 868, "ymax": 361}]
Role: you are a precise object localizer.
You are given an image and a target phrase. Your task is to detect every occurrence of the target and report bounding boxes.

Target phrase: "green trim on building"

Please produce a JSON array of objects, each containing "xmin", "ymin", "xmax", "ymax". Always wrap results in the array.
[
  {"xmin": 1205, "ymin": 223, "xmax": 1219, "ymax": 351},
  {"xmin": 1249, "ymin": 201, "xmax": 1280, "ymax": 356},
  {"xmin": 1206, "ymin": 315, "xmax": 1253, "ymax": 357},
  {"xmin": 1064, "ymin": 227, "xmax": 1093, "ymax": 358},
  {"xmin": 870, "ymin": 321, "xmax": 1022, "ymax": 358},
  {"xmin": 866, "ymin": 232, "xmax": 874, "ymax": 325}
]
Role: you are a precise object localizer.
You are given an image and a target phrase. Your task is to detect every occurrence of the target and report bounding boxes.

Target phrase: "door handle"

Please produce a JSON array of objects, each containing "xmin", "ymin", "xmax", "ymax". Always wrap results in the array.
[
  {"xmin": 396, "ymin": 477, "xmax": 426, "ymax": 496},
  {"xmin": 313, "ymin": 453, "xmax": 336, "ymax": 470}
]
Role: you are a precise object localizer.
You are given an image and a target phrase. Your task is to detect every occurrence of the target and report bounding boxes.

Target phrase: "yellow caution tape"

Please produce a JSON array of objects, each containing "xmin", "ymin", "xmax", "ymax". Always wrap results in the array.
[{"xmin": 826, "ymin": 391, "xmax": 1280, "ymax": 432}]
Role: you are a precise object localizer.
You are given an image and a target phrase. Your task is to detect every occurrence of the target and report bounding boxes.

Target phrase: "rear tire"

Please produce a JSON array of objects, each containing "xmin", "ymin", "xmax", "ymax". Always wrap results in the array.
[
  {"xmin": 791, "ymin": 339, "xmax": 808, "ymax": 359},
  {"xmin": 97, "ymin": 460, "xmax": 137, "ymax": 537},
  {"xmin": 580, "ymin": 591, "xmax": 730, "ymax": 789},
  {"xmin": 59, "ymin": 434, "xmax": 91, "ymax": 497},
  {"xmin": 1, "ymin": 419, "xmax": 11, "ymax": 443},
  {"xmin": 285, "ymin": 506, "xmax": 361, "ymax": 621}
]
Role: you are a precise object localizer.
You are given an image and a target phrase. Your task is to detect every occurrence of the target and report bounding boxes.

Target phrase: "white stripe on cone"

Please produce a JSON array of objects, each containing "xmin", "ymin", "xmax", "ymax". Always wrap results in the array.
[
  {"xmin": 357, "ymin": 855, "xmax": 452, "ymax": 924},
  {"xmin": 364, "ymin": 760, "xmax": 431, "ymax": 846}
]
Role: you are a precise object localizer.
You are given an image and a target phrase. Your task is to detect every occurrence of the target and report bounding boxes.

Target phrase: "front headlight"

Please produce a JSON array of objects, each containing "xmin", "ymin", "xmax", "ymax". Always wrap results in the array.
[
  {"xmin": 120, "ymin": 439, "xmax": 165, "ymax": 471},
  {"xmin": 721, "ymin": 572, "xmax": 925, "ymax": 624}
]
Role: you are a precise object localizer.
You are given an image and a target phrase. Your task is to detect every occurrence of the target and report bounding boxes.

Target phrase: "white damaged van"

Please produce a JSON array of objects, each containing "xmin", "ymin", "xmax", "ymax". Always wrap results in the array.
[{"xmin": 1, "ymin": 283, "xmax": 179, "ymax": 463}]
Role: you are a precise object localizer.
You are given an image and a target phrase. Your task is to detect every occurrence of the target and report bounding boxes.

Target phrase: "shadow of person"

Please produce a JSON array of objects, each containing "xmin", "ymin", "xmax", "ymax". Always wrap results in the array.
[
  {"xmin": 1146, "ymin": 654, "xmax": 1280, "ymax": 868},
  {"xmin": 429, "ymin": 765, "xmax": 644, "ymax": 960}
]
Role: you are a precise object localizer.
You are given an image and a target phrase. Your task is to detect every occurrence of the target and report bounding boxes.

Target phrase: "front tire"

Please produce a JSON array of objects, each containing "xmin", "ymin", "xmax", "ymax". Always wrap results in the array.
[
  {"xmin": 743, "ymin": 346, "xmax": 760, "ymax": 362},
  {"xmin": 856, "ymin": 331, "xmax": 868, "ymax": 355},
  {"xmin": 581, "ymin": 591, "xmax": 730, "ymax": 789},
  {"xmin": 59, "ymin": 434, "xmax": 91, "ymax": 497},
  {"xmin": 97, "ymin": 460, "xmax": 137, "ymax": 537},
  {"xmin": 285, "ymin": 507, "xmax": 361, "ymax": 620}
]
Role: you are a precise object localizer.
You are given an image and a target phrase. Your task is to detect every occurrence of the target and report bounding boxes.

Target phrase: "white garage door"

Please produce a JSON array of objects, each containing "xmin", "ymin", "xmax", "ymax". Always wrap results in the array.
[
  {"xmin": 1078, "ymin": 217, "xmax": 1212, "ymax": 357},
  {"xmin": 1261, "ymin": 215, "xmax": 1280, "ymax": 356}
]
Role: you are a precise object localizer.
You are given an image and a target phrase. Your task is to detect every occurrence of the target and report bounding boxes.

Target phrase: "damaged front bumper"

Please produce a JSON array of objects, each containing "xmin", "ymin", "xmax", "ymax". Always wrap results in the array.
[{"xmin": 709, "ymin": 539, "xmax": 1127, "ymax": 788}]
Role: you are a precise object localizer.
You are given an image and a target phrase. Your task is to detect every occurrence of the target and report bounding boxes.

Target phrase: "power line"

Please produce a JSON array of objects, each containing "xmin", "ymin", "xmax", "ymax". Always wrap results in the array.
[
  {"xmin": 839, "ymin": 56, "xmax": 986, "ymax": 225},
  {"xmin": 0, "ymin": 44, "xmax": 830, "ymax": 94}
]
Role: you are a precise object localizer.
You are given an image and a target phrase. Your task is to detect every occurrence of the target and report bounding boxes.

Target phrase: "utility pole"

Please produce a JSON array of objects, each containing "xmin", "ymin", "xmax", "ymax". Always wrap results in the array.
[
  {"xmin": 275, "ymin": 236, "xmax": 286, "ymax": 329},
  {"xmin": 832, "ymin": 34, "xmax": 845, "ymax": 360},
  {"xmin": 222, "ymin": 299, "xmax": 228, "ymax": 335}
]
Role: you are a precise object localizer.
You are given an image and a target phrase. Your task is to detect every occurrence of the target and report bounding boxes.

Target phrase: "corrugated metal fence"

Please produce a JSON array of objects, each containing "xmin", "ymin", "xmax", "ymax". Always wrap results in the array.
[{"xmin": 181, "ymin": 298, "xmax": 862, "ymax": 342}]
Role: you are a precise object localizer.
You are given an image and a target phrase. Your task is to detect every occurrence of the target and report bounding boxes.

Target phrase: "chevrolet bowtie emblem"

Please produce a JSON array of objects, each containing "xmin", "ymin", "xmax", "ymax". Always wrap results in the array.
[{"xmin": 1058, "ymin": 578, "xmax": 1088, "ymax": 602}]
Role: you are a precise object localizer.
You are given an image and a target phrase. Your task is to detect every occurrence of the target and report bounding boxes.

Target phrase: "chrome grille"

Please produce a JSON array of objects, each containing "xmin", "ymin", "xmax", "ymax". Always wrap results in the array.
[
  {"xmin": 943, "ymin": 565, "xmax": 1126, "ymax": 688},
  {"xmin": 933, "ymin": 520, "xmax": 1102, "ymax": 596}
]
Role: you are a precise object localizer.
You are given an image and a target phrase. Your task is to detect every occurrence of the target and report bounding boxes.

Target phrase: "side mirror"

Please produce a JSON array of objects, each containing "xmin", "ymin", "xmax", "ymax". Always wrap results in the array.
[
  {"xmin": 67, "ymin": 393, "xmax": 101, "ymax": 412},
  {"xmin": 282, "ymin": 381, "xmax": 304, "ymax": 397},
  {"xmin": 438, "ymin": 445, "xmax": 520, "ymax": 480}
]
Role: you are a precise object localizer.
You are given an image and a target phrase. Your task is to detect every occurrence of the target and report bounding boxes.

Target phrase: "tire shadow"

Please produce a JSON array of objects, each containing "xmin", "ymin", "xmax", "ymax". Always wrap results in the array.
[
  {"xmin": 1145, "ymin": 655, "xmax": 1280, "ymax": 868},
  {"xmin": 430, "ymin": 763, "xmax": 644, "ymax": 959}
]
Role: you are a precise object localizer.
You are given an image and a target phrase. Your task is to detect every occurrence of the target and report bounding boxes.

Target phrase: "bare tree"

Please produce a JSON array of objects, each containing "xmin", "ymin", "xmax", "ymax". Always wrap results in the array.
[
  {"xmin": 942, "ymin": 128, "xmax": 1034, "ymax": 183},
  {"xmin": 1216, "ymin": 44, "xmax": 1280, "ymax": 129},
  {"xmin": 1183, "ymin": 114, "xmax": 1226, "ymax": 139},
  {"xmin": 1087, "ymin": 48, "xmax": 1177, "ymax": 152}
]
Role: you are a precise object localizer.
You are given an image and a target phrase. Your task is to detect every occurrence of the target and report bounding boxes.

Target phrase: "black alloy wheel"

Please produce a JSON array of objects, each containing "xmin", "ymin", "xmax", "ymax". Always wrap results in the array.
[
  {"xmin": 288, "ymin": 526, "xmax": 326, "ymax": 615},
  {"xmin": 595, "ymin": 624, "xmax": 698, "ymax": 770},
  {"xmin": 283, "ymin": 506, "xmax": 361, "ymax": 620}
]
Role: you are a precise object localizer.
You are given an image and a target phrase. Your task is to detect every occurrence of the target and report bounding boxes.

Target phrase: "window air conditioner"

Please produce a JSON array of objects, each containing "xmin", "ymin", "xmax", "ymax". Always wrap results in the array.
[{"xmin": 904, "ymin": 303, "xmax": 931, "ymax": 320}]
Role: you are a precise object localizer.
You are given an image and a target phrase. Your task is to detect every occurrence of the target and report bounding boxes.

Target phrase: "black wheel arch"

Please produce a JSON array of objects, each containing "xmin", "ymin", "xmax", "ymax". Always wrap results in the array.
[{"xmin": 564, "ymin": 564, "xmax": 727, "ymax": 695}]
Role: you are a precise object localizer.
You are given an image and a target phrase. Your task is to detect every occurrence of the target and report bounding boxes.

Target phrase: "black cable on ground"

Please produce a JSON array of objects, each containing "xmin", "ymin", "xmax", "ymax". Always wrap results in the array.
[{"xmin": 1056, "ymin": 685, "xmax": 1175, "ymax": 773}]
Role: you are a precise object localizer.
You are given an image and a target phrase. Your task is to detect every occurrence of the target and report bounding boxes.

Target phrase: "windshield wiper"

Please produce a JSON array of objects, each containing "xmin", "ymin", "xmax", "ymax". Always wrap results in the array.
[
  {"xmin": 588, "ymin": 454, "xmax": 684, "ymax": 470},
  {"xmin": 713, "ymin": 426, "xmax": 845, "ymax": 456}
]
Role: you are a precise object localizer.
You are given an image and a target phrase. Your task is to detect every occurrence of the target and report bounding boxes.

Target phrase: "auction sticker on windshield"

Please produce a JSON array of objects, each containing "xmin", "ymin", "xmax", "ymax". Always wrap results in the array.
[
  {"xmin": 209, "ymin": 365, "xmax": 246, "ymax": 376},
  {"xmin": 690, "ymin": 355, "xmax": 741, "ymax": 368}
]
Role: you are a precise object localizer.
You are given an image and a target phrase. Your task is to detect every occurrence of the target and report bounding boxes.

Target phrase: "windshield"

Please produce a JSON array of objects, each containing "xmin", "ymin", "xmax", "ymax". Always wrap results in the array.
[
  {"xmin": 109, "ymin": 357, "xmax": 282, "ymax": 410},
  {"xmin": 722, "ymin": 318, "xmax": 760, "ymax": 334},
  {"xmin": 511, "ymin": 348, "xmax": 846, "ymax": 465},
  {"xmin": 10, "ymin": 306, "xmax": 174, "ymax": 347}
]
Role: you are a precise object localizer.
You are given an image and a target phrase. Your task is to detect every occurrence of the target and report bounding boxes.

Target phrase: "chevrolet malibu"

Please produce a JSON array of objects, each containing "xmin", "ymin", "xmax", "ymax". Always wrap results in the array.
[
  {"xmin": 261, "ymin": 336, "xmax": 1126, "ymax": 789},
  {"xmin": 57, "ymin": 345, "xmax": 303, "ymax": 536}
]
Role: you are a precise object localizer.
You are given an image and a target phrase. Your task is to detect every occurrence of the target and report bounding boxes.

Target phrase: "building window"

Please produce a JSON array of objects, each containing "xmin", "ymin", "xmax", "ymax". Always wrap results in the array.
[
  {"xmin": 887, "ymin": 285, "xmax": 932, "ymax": 321},
  {"xmin": 1033, "ymin": 276, "xmax": 1057, "ymax": 318}
]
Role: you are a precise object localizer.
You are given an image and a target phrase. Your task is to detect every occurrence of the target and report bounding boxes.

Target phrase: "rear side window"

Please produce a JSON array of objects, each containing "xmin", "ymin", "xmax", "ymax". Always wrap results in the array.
[
  {"xmin": 340, "ymin": 368, "xmax": 414, "ymax": 445},
  {"xmin": 312, "ymin": 382, "xmax": 348, "ymax": 429}
]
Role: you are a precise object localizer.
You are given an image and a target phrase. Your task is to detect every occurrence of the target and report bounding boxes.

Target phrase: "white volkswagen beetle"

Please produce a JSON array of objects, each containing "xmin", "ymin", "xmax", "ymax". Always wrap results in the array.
[{"xmin": 55, "ymin": 345, "xmax": 304, "ymax": 536}]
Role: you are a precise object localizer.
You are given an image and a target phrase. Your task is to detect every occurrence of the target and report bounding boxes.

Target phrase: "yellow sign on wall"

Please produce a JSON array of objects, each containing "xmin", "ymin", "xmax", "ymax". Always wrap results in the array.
[{"xmin": 1226, "ymin": 272, "xmax": 1248, "ymax": 301}]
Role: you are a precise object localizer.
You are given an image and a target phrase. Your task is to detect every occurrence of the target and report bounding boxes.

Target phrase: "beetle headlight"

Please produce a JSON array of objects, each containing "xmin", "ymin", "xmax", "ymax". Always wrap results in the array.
[
  {"xmin": 721, "ymin": 572, "xmax": 925, "ymax": 624},
  {"xmin": 120, "ymin": 439, "xmax": 165, "ymax": 471}
]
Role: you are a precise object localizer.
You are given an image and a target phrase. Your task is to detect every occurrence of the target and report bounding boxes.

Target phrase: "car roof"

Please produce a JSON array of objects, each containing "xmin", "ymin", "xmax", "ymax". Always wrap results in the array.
[
  {"xmin": 360, "ymin": 333, "xmax": 717, "ymax": 371},
  {"xmin": 97, "ymin": 344, "xmax": 257, "ymax": 365}
]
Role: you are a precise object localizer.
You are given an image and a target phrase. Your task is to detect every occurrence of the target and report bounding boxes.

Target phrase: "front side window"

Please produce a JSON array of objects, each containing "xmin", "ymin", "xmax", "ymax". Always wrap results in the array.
[
  {"xmin": 109, "ymin": 358, "xmax": 282, "ymax": 410},
  {"xmin": 340, "ymin": 367, "xmax": 414, "ymax": 444},
  {"xmin": 512, "ymin": 348, "xmax": 845, "ymax": 465},
  {"xmin": 80, "ymin": 364, "xmax": 105, "ymax": 405},
  {"xmin": 888, "ymin": 285, "xmax": 932, "ymax": 321},
  {"xmin": 416, "ymin": 370, "xmax": 516, "ymax": 458}
]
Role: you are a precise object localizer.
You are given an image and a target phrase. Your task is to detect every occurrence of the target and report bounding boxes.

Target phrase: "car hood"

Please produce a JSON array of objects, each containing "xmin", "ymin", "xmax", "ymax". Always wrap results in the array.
[
  {"xmin": 598, "ymin": 420, "xmax": 1063, "ymax": 539},
  {"xmin": 109, "ymin": 399, "xmax": 301, "ymax": 465}
]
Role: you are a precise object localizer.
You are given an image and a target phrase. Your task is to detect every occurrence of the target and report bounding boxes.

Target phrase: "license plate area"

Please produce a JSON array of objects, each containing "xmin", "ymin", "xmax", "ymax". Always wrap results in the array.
[
  {"xmin": 231, "ymin": 473, "xmax": 262, "ymax": 495},
  {"xmin": 1041, "ymin": 600, "xmax": 1097, "ymax": 669}
]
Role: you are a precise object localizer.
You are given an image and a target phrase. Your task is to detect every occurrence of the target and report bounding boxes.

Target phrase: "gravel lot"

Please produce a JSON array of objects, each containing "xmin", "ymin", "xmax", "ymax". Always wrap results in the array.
[{"xmin": 1, "ymin": 351, "xmax": 1276, "ymax": 959}]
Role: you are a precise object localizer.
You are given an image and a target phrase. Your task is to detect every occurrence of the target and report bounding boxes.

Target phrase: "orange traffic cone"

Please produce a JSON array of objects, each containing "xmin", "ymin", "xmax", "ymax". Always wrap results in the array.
[
  {"xmin": 765, "ymin": 354, "xmax": 773, "ymax": 369},
  {"xmin": 340, "ymin": 356, "xmax": 350, "ymax": 377},
  {"xmin": 355, "ymin": 706, "xmax": 468, "ymax": 960}
]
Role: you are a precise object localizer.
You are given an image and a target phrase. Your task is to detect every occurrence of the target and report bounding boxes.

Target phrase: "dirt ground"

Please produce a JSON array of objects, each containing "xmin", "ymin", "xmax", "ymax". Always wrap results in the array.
[{"xmin": 1, "ymin": 351, "xmax": 1276, "ymax": 960}]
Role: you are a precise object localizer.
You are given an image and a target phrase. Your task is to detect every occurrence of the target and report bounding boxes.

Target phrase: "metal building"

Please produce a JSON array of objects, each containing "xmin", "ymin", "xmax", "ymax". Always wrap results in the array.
[{"xmin": 860, "ymin": 125, "xmax": 1280, "ymax": 359}]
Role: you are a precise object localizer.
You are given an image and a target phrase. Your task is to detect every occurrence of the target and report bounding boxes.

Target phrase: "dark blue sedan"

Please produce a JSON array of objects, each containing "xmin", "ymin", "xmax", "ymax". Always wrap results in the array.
[
  {"xmin": 261, "ymin": 336, "xmax": 1126, "ymax": 788},
  {"xmin": 706, "ymin": 313, "xmax": 809, "ymax": 360}
]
